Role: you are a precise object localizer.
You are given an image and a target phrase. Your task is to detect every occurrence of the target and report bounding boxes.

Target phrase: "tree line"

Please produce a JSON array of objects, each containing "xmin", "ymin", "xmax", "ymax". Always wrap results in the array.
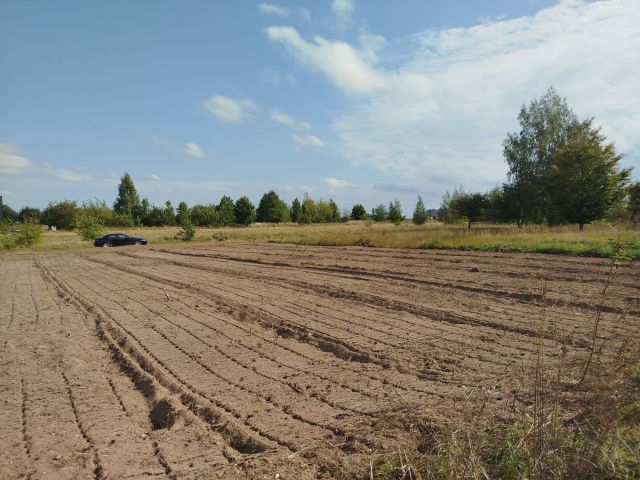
[
  {"xmin": 1, "ymin": 174, "xmax": 434, "ymax": 234},
  {"xmin": 439, "ymin": 87, "xmax": 638, "ymax": 230},
  {"xmin": 2, "ymin": 87, "xmax": 638, "ymax": 234}
]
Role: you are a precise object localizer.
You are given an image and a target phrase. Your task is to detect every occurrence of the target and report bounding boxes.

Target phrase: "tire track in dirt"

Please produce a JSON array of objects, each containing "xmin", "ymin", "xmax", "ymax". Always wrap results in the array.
[
  {"xmin": 72, "ymin": 271, "xmax": 355, "ymax": 442},
  {"xmin": 152, "ymin": 248, "xmax": 637, "ymax": 316},
  {"xmin": 39, "ymin": 258, "xmax": 307, "ymax": 455},
  {"xmin": 20, "ymin": 379, "xmax": 33, "ymax": 479},
  {"xmin": 95, "ymin": 259, "xmax": 467, "ymax": 399},
  {"xmin": 129, "ymin": 250, "xmax": 589, "ymax": 349},
  {"xmin": 78, "ymin": 253, "xmax": 537, "ymax": 395},
  {"xmin": 97, "ymin": 275, "xmax": 379, "ymax": 416},
  {"xmin": 33, "ymin": 257, "xmax": 250, "ymax": 478},
  {"xmin": 116, "ymin": 251, "xmax": 585, "ymax": 369},
  {"xmin": 61, "ymin": 370, "xmax": 103, "ymax": 480}
]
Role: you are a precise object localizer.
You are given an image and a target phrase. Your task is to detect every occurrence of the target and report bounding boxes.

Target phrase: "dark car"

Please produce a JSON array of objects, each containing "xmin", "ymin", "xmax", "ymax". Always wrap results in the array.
[{"xmin": 94, "ymin": 233, "xmax": 147, "ymax": 247}]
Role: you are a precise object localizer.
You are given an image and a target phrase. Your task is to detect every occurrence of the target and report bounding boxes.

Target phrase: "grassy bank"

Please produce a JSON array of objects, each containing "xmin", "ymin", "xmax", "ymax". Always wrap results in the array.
[{"xmin": 5, "ymin": 221, "xmax": 639, "ymax": 259}]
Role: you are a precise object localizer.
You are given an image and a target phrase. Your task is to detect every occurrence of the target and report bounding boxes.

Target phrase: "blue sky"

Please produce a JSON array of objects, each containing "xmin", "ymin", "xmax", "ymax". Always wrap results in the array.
[{"xmin": 1, "ymin": 0, "xmax": 639, "ymax": 213}]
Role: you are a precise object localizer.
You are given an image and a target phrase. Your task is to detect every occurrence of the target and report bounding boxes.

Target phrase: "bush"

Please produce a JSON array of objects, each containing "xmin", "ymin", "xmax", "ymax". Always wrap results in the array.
[
  {"xmin": 176, "ymin": 215, "xmax": 195, "ymax": 241},
  {"xmin": 76, "ymin": 212, "xmax": 105, "ymax": 241}
]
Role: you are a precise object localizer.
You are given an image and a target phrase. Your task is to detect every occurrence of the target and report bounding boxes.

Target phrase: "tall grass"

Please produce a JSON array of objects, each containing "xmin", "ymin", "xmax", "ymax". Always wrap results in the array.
[
  {"xmin": 365, "ymin": 243, "xmax": 640, "ymax": 479},
  {"xmin": 26, "ymin": 221, "xmax": 640, "ymax": 260}
]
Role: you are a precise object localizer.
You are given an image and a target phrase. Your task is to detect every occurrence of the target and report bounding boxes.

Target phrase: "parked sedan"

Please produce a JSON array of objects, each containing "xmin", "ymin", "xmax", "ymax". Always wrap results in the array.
[{"xmin": 94, "ymin": 233, "xmax": 147, "ymax": 247}]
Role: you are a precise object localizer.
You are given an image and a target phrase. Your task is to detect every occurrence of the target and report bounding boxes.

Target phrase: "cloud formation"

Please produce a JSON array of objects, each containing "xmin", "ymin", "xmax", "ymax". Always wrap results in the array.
[
  {"xmin": 270, "ymin": 109, "xmax": 311, "ymax": 130},
  {"xmin": 0, "ymin": 141, "xmax": 33, "ymax": 174},
  {"xmin": 184, "ymin": 143, "xmax": 205, "ymax": 159},
  {"xmin": 152, "ymin": 136, "xmax": 208, "ymax": 159},
  {"xmin": 314, "ymin": 0, "xmax": 639, "ymax": 190},
  {"xmin": 259, "ymin": 3, "xmax": 310, "ymax": 22},
  {"xmin": 331, "ymin": 0, "xmax": 355, "ymax": 27},
  {"xmin": 266, "ymin": 26, "xmax": 386, "ymax": 94},
  {"xmin": 201, "ymin": 95, "xmax": 258, "ymax": 123},
  {"xmin": 292, "ymin": 134, "xmax": 325, "ymax": 149},
  {"xmin": 320, "ymin": 177, "xmax": 351, "ymax": 188}
]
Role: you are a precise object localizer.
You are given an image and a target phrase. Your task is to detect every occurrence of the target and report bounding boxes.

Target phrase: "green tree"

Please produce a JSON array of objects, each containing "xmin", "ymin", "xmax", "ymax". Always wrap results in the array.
[
  {"xmin": 42, "ymin": 200, "xmax": 79, "ymax": 230},
  {"xmin": 176, "ymin": 210, "xmax": 195, "ymax": 241},
  {"xmin": 81, "ymin": 199, "xmax": 114, "ymax": 226},
  {"xmin": 256, "ymin": 190, "xmax": 289, "ymax": 223},
  {"xmin": 412, "ymin": 196, "xmax": 428, "ymax": 225},
  {"xmin": 299, "ymin": 194, "xmax": 316, "ymax": 224},
  {"xmin": 176, "ymin": 201, "xmax": 189, "ymax": 225},
  {"xmin": 290, "ymin": 198, "xmax": 302, "ymax": 223},
  {"xmin": 217, "ymin": 195, "xmax": 236, "ymax": 226},
  {"xmin": 503, "ymin": 87, "xmax": 577, "ymax": 225},
  {"xmin": 627, "ymin": 182, "xmax": 640, "ymax": 225},
  {"xmin": 76, "ymin": 211, "xmax": 105, "ymax": 240},
  {"xmin": 387, "ymin": 199, "xmax": 404, "ymax": 225},
  {"xmin": 350, "ymin": 204, "xmax": 367, "ymax": 220},
  {"xmin": 546, "ymin": 119, "xmax": 631, "ymax": 231},
  {"xmin": 1, "ymin": 204, "xmax": 18, "ymax": 221},
  {"xmin": 234, "ymin": 196, "xmax": 256, "ymax": 225},
  {"xmin": 450, "ymin": 191, "xmax": 487, "ymax": 229},
  {"xmin": 329, "ymin": 199, "xmax": 340, "ymax": 222},
  {"xmin": 315, "ymin": 200, "xmax": 334, "ymax": 223},
  {"xmin": 140, "ymin": 198, "xmax": 151, "ymax": 225},
  {"xmin": 164, "ymin": 201, "xmax": 175, "ymax": 225},
  {"xmin": 18, "ymin": 207, "xmax": 41, "ymax": 223},
  {"xmin": 113, "ymin": 173, "xmax": 142, "ymax": 222},
  {"xmin": 371, "ymin": 203, "xmax": 388, "ymax": 222},
  {"xmin": 190, "ymin": 204, "xmax": 218, "ymax": 227}
]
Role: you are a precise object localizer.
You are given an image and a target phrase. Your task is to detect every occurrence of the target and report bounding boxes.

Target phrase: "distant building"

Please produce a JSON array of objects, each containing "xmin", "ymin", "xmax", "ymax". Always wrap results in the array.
[{"xmin": 428, "ymin": 209, "xmax": 440, "ymax": 220}]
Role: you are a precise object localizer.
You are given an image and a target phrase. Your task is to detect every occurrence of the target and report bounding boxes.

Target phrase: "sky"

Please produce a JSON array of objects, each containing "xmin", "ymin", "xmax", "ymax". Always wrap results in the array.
[{"xmin": 1, "ymin": 0, "xmax": 639, "ymax": 213}]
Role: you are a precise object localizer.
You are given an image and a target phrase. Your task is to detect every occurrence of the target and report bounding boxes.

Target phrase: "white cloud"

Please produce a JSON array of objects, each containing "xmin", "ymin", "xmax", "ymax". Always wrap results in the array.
[
  {"xmin": 266, "ymin": 26, "xmax": 387, "ymax": 94},
  {"xmin": 152, "ymin": 136, "xmax": 209, "ymax": 159},
  {"xmin": 0, "ymin": 141, "xmax": 33, "ymax": 174},
  {"xmin": 259, "ymin": 3, "xmax": 290, "ymax": 17},
  {"xmin": 201, "ymin": 95, "xmax": 258, "ymax": 123},
  {"xmin": 331, "ymin": 0, "xmax": 355, "ymax": 27},
  {"xmin": 321, "ymin": 0, "xmax": 640, "ymax": 189},
  {"xmin": 270, "ymin": 109, "xmax": 312, "ymax": 130},
  {"xmin": 292, "ymin": 134, "xmax": 325, "ymax": 149},
  {"xmin": 320, "ymin": 177, "xmax": 351, "ymax": 188},
  {"xmin": 259, "ymin": 4, "xmax": 311, "ymax": 22},
  {"xmin": 184, "ymin": 143, "xmax": 205, "ymax": 159}
]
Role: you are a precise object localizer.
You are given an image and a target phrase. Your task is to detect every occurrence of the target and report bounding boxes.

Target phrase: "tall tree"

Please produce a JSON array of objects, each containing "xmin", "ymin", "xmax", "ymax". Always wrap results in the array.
[
  {"xmin": 350, "ymin": 204, "xmax": 367, "ymax": 220},
  {"xmin": 164, "ymin": 200, "xmax": 175, "ymax": 225},
  {"xmin": 450, "ymin": 191, "xmax": 487, "ymax": 229},
  {"xmin": 299, "ymin": 194, "xmax": 316, "ymax": 224},
  {"xmin": 627, "ymin": 182, "xmax": 640, "ymax": 225},
  {"xmin": 18, "ymin": 207, "xmax": 41, "ymax": 223},
  {"xmin": 218, "ymin": 195, "xmax": 236, "ymax": 226},
  {"xmin": 256, "ymin": 190, "xmax": 289, "ymax": 223},
  {"xmin": 290, "ymin": 198, "xmax": 302, "ymax": 223},
  {"xmin": 412, "ymin": 196, "xmax": 428, "ymax": 225},
  {"xmin": 42, "ymin": 200, "xmax": 79, "ymax": 230},
  {"xmin": 234, "ymin": 196, "xmax": 256, "ymax": 225},
  {"xmin": 113, "ymin": 173, "xmax": 141, "ymax": 221},
  {"xmin": 176, "ymin": 201, "xmax": 189, "ymax": 224},
  {"xmin": 503, "ymin": 87, "xmax": 577, "ymax": 225},
  {"xmin": 546, "ymin": 119, "xmax": 631, "ymax": 231},
  {"xmin": 387, "ymin": 199, "xmax": 404, "ymax": 225},
  {"xmin": 371, "ymin": 204, "xmax": 388, "ymax": 222}
]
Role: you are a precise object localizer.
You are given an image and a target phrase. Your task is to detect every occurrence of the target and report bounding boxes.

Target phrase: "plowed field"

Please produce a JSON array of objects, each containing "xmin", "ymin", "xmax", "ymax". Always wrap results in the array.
[{"xmin": 2, "ymin": 242, "xmax": 639, "ymax": 479}]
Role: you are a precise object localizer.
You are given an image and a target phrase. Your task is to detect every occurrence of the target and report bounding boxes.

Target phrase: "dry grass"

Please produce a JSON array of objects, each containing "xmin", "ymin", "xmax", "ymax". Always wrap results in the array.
[
  {"xmin": 21, "ymin": 221, "xmax": 638, "ymax": 259},
  {"xmin": 365, "ymin": 252, "xmax": 640, "ymax": 480}
]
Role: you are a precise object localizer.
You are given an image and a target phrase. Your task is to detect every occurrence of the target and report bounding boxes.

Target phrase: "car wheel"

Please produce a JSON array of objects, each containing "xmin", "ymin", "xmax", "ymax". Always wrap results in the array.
[
  {"xmin": 103, "ymin": 242, "xmax": 112, "ymax": 247},
  {"xmin": 135, "ymin": 241, "xmax": 142, "ymax": 245}
]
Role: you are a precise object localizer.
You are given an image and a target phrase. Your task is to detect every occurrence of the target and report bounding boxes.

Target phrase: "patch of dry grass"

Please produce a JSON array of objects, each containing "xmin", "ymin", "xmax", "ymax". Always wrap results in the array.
[{"xmin": 10, "ymin": 221, "xmax": 640, "ymax": 259}]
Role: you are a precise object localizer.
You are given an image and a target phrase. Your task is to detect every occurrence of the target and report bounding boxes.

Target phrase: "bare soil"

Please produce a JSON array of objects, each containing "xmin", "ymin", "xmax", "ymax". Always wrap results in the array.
[{"xmin": 1, "ymin": 242, "xmax": 638, "ymax": 479}]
